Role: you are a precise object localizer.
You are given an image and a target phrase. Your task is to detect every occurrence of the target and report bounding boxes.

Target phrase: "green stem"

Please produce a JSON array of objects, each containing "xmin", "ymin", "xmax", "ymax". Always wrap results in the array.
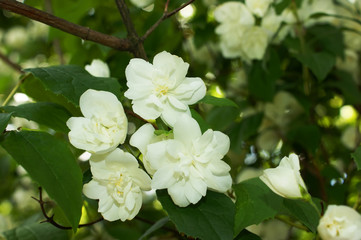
[
  {"xmin": 2, "ymin": 73, "xmax": 31, "ymax": 107},
  {"xmin": 275, "ymin": 215, "xmax": 310, "ymax": 232}
]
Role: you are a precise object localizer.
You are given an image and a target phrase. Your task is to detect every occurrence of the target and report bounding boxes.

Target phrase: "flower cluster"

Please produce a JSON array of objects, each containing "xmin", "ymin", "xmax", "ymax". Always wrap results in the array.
[
  {"xmin": 214, "ymin": 0, "xmax": 282, "ymax": 61},
  {"xmin": 67, "ymin": 51, "xmax": 232, "ymax": 221}
]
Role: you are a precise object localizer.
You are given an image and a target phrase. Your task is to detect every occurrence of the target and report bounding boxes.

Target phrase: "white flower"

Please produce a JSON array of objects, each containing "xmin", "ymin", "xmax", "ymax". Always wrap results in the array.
[
  {"xmin": 245, "ymin": 0, "xmax": 272, "ymax": 17},
  {"xmin": 83, "ymin": 148, "xmax": 151, "ymax": 221},
  {"xmin": 124, "ymin": 51, "xmax": 206, "ymax": 127},
  {"xmin": 317, "ymin": 205, "xmax": 361, "ymax": 240},
  {"xmin": 130, "ymin": 123, "xmax": 173, "ymax": 175},
  {"xmin": 131, "ymin": 114, "xmax": 232, "ymax": 207},
  {"xmin": 240, "ymin": 26, "xmax": 269, "ymax": 61},
  {"xmin": 341, "ymin": 125, "xmax": 360, "ymax": 150},
  {"xmin": 85, "ymin": 59, "xmax": 110, "ymax": 78},
  {"xmin": 67, "ymin": 89, "xmax": 128, "ymax": 154},
  {"xmin": 214, "ymin": 2, "xmax": 255, "ymax": 59},
  {"xmin": 130, "ymin": 0, "xmax": 154, "ymax": 11},
  {"xmin": 265, "ymin": 91, "xmax": 303, "ymax": 127},
  {"xmin": 260, "ymin": 153, "xmax": 308, "ymax": 198}
]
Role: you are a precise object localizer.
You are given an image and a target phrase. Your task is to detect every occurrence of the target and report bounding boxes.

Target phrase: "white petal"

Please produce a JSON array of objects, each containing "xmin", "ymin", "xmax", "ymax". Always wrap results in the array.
[
  {"xmin": 102, "ymin": 203, "xmax": 121, "ymax": 221},
  {"xmin": 130, "ymin": 168, "xmax": 152, "ymax": 190},
  {"xmin": 145, "ymin": 140, "xmax": 171, "ymax": 170},
  {"xmin": 85, "ymin": 59, "xmax": 110, "ymax": 78},
  {"xmin": 83, "ymin": 180, "xmax": 106, "ymax": 199},
  {"xmin": 184, "ymin": 181, "xmax": 203, "ymax": 204},
  {"xmin": 130, "ymin": 123, "xmax": 155, "ymax": 153},
  {"xmin": 160, "ymin": 102, "xmax": 190, "ymax": 127},
  {"xmin": 132, "ymin": 99, "xmax": 162, "ymax": 120},
  {"xmin": 173, "ymin": 77, "xmax": 206, "ymax": 105},
  {"xmin": 173, "ymin": 114, "xmax": 202, "ymax": 146},
  {"xmin": 167, "ymin": 95, "xmax": 188, "ymax": 111},
  {"xmin": 151, "ymin": 166, "xmax": 177, "ymax": 189},
  {"xmin": 168, "ymin": 182, "xmax": 190, "ymax": 207}
]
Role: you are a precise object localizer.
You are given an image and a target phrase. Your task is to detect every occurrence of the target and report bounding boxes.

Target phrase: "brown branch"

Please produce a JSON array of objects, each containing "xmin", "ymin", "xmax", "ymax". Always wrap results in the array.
[
  {"xmin": 115, "ymin": 0, "xmax": 147, "ymax": 59},
  {"xmin": 125, "ymin": 109, "xmax": 158, "ymax": 129},
  {"xmin": 0, "ymin": 51, "xmax": 23, "ymax": 74},
  {"xmin": 0, "ymin": 0, "xmax": 132, "ymax": 51},
  {"xmin": 32, "ymin": 187, "xmax": 103, "ymax": 230},
  {"xmin": 141, "ymin": 0, "xmax": 195, "ymax": 41}
]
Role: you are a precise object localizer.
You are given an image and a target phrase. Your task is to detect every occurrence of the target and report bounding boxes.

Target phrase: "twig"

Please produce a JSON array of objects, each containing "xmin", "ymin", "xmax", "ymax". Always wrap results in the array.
[
  {"xmin": 141, "ymin": 0, "xmax": 195, "ymax": 41},
  {"xmin": 2, "ymin": 73, "xmax": 31, "ymax": 107},
  {"xmin": 115, "ymin": 0, "xmax": 147, "ymax": 59},
  {"xmin": 275, "ymin": 215, "xmax": 310, "ymax": 232},
  {"xmin": 32, "ymin": 187, "xmax": 103, "ymax": 230},
  {"xmin": 0, "ymin": 51, "xmax": 23, "ymax": 74},
  {"xmin": 0, "ymin": 0, "xmax": 132, "ymax": 51}
]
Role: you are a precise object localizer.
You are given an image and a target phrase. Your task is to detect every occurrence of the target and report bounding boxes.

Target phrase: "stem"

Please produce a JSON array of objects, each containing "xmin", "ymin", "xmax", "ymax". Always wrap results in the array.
[
  {"xmin": 141, "ymin": 0, "xmax": 195, "ymax": 41},
  {"xmin": 276, "ymin": 215, "xmax": 310, "ymax": 232},
  {"xmin": 0, "ymin": 0, "xmax": 132, "ymax": 51},
  {"xmin": 2, "ymin": 73, "xmax": 31, "ymax": 107},
  {"xmin": 0, "ymin": 51, "xmax": 23, "ymax": 74},
  {"xmin": 32, "ymin": 187, "xmax": 103, "ymax": 230},
  {"xmin": 115, "ymin": 0, "xmax": 147, "ymax": 59}
]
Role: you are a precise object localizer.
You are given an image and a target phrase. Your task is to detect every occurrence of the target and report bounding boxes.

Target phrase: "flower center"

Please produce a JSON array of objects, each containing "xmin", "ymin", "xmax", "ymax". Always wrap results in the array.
[{"xmin": 155, "ymin": 85, "xmax": 169, "ymax": 96}]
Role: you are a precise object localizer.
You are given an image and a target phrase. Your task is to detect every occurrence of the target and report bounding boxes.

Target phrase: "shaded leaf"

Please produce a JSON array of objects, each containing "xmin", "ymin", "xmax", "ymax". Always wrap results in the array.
[
  {"xmin": 191, "ymin": 109, "xmax": 210, "ymax": 133},
  {"xmin": 0, "ymin": 112, "xmax": 12, "ymax": 133},
  {"xmin": 200, "ymin": 95, "xmax": 238, "ymax": 108},
  {"xmin": 287, "ymin": 124, "xmax": 321, "ymax": 153},
  {"xmin": 206, "ymin": 106, "xmax": 240, "ymax": 131},
  {"xmin": 351, "ymin": 146, "xmax": 361, "ymax": 170},
  {"xmin": 1, "ymin": 102, "xmax": 72, "ymax": 132},
  {"xmin": 157, "ymin": 190, "xmax": 235, "ymax": 240},
  {"xmin": 3, "ymin": 222, "xmax": 68, "ymax": 240},
  {"xmin": 139, "ymin": 217, "xmax": 170, "ymax": 240},
  {"xmin": 234, "ymin": 229, "xmax": 261, "ymax": 240},
  {"xmin": 23, "ymin": 65, "xmax": 121, "ymax": 107},
  {"xmin": 295, "ymin": 52, "xmax": 335, "ymax": 82},
  {"xmin": 0, "ymin": 130, "xmax": 83, "ymax": 231},
  {"xmin": 234, "ymin": 178, "xmax": 282, "ymax": 236}
]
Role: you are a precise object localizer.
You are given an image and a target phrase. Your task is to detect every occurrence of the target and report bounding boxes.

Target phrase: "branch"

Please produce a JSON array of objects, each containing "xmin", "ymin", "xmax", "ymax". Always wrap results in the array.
[
  {"xmin": 32, "ymin": 187, "xmax": 103, "ymax": 230},
  {"xmin": 0, "ymin": 51, "xmax": 23, "ymax": 74},
  {"xmin": 115, "ymin": 0, "xmax": 147, "ymax": 59},
  {"xmin": 141, "ymin": 0, "xmax": 195, "ymax": 41},
  {"xmin": 0, "ymin": 0, "xmax": 132, "ymax": 51}
]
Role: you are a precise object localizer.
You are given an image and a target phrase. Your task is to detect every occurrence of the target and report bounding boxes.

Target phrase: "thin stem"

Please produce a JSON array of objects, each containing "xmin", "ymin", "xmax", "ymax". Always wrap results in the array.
[
  {"xmin": 141, "ymin": 0, "xmax": 195, "ymax": 41},
  {"xmin": 0, "ymin": 51, "xmax": 23, "ymax": 74},
  {"xmin": 2, "ymin": 73, "xmax": 31, "ymax": 107},
  {"xmin": 276, "ymin": 215, "xmax": 310, "ymax": 232},
  {"xmin": 32, "ymin": 187, "xmax": 103, "ymax": 230},
  {"xmin": 135, "ymin": 216, "xmax": 179, "ymax": 234},
  {"xmin": 0, "ymin": 0, "xmax": 132, "ymax": 51},
  {"xmin": 115, "ymin": 0, "xmax": 147, "ymax": 59}
]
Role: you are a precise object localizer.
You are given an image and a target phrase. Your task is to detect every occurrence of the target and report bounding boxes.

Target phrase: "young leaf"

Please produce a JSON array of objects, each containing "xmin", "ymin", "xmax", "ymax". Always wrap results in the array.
[
  {"xmin": 0, "ymin": 112, "xmax": 12, "ymax": 133},
  {"xmin": 157, "ymin": 190, "xmax": 235, "ymax": 240},
  {"xmin": 23, "ymin": 65, "xmax": 121, "ymax": 107},
  {"xmin": 0, "ymin": 130, "xmax": 83, "ymax": 231},
  {"xmin": 351, "ymin": 146, "xmax": 361, "ymax": 170},
  {"xmin": 199, "ymin": 95, "xmax": 238, "ymax": 108},
  {"xmin": 234, "ymin": 178, "xmax": 283, "ymax": 236},
  {"xmin": 1, "ymin": 102, "xmax": 72, "ymax": 132}
]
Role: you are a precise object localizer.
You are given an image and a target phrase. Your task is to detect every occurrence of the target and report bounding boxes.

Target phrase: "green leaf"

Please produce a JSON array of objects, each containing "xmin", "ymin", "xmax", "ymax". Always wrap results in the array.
[
  {"xmin": 327, "ymin": 70, "xmax": 361, "ymax": 105},
  {"xmin": 308, "ymin": 25, "xmax": 344, "ymax": 57},
  {"xmin": 229, "ymin": 113, "xmax": 263, "ymax": 152},
  {"xmin": 351, "ymin": 146, "xmax": 361, "ymax": 170},
  {"xmin": 234, "ymin": 178, "xmax": 283, "ymax": 236},
  {"xmin": 157, "ymin": 190, "xmax": 235, "ymax": 240},
  {"xmin": 0, "ymin": 112, "xmax": 12, "ymax": 133},
  {"xmin": 1, "ymin": 102, "xmax": 72, "ymax": 132},
  {"xmin": 248, "ymin": 61, "xmax": 276, "ymax": 101},
  {"xmin": 139, "ymin": 217, "xmax": 170, "ymax": 240},
  {"xmin": 199, "ymin": 95, "xmax": 238, "ymax": 108},
  {"xmin": 234, "ymin": 229, "xmax": 261, "ymax": 240},
  {"xmin": 295, "ymin": 52, "xmax": 335, "ymax": 82},
  {"xmin": 206, "ymin": 106, "xmax": 240, "ymax": 131},
  {"xmin": 287, "ymin": 124, "xmax": 321, "ymax": 153},
  {"xmin": 3, "ymin": 221, "xmax": 69, "ymax": 240},
  {"xmin": 0, "ymin": 130, "xmax": 83, "ymax": 231},
  {"xmin": 190, "ymin": 109, "xmax": 210, "ymax": 133},
  {"xmin": 274, "ymin": 0, "xmax": 291, "ymax": 15},
  {"xmin": 23, "ymin": 65, "xmax": 121, "ymax": 107},
  {"xmin": 281, "ymin": 198, "xmax": 320, "ymax": 232}
]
